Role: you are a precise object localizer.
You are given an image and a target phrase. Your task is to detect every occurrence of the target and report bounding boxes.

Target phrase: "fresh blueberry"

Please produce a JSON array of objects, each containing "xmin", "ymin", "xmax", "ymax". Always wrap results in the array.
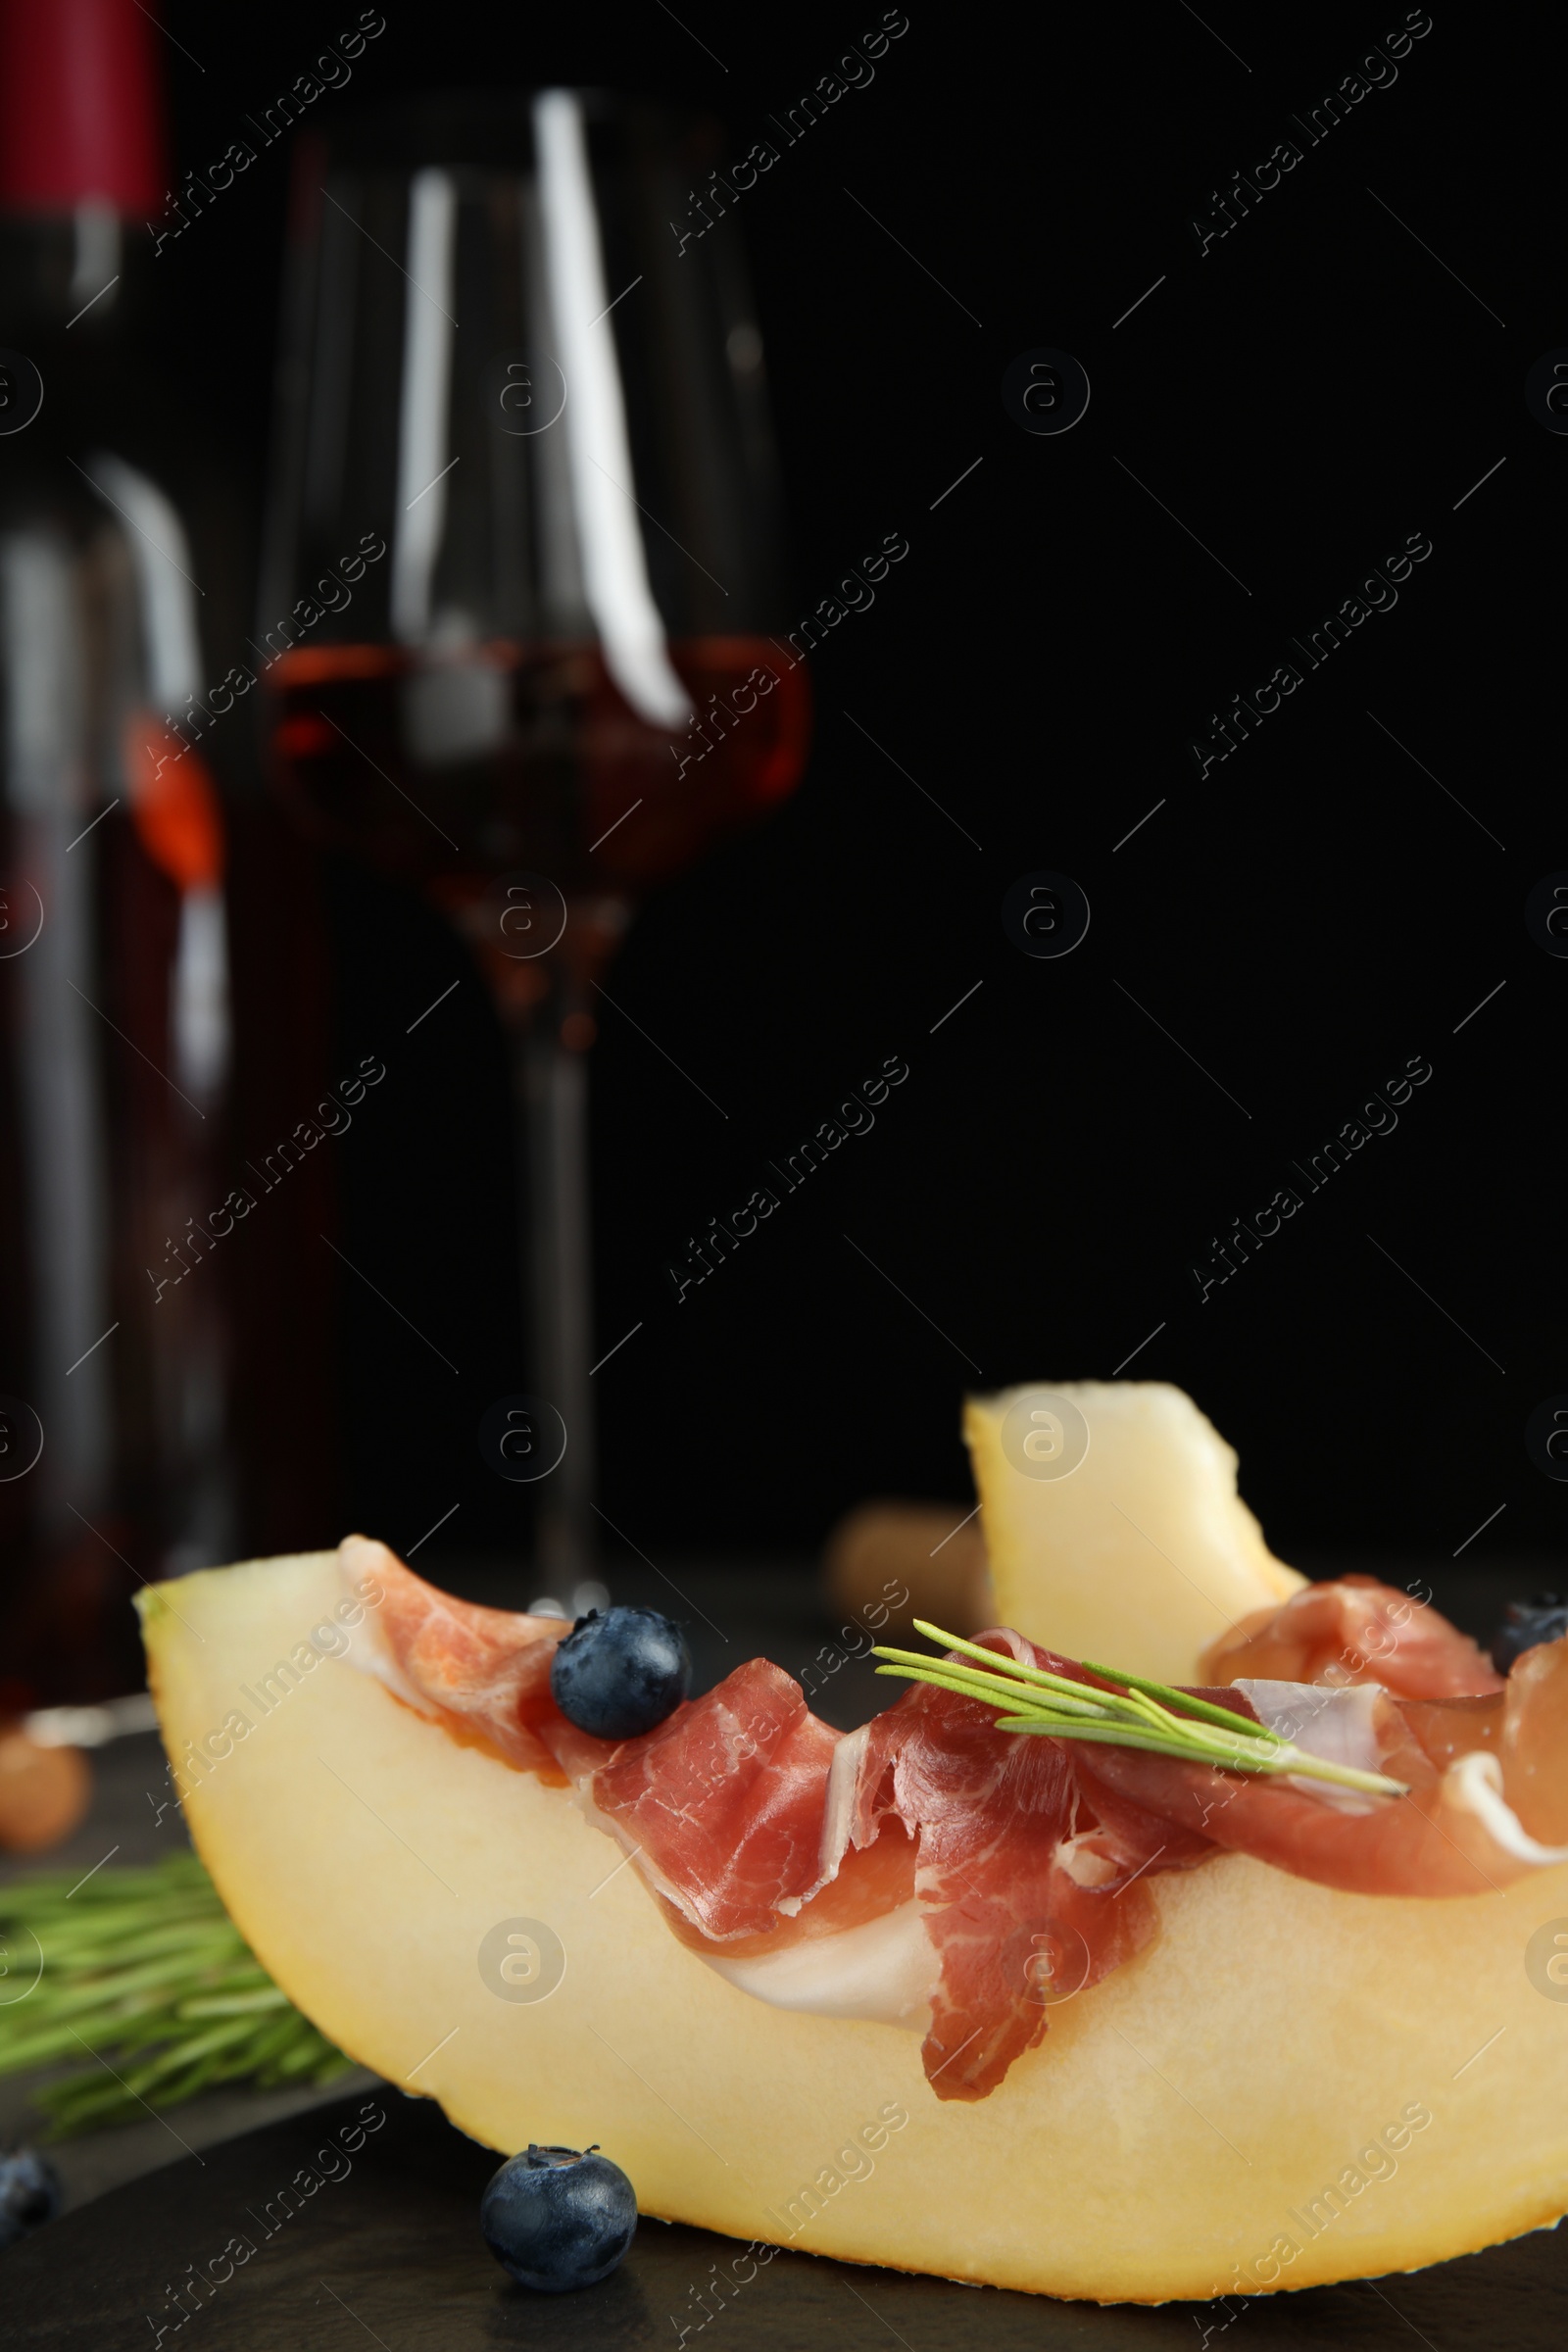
[
  {"xmin": 480, "ymin": 2142, "xmax": 637, "ymax": 2292},
  {"xmin": 550, "ymin": 1606, "xmax": 691, "ymax": 1740},
  {"xmin": 1490, "ymin": 1593, "xmax": 1568, "ymax": 1675},
  {"xmin": 0, "ymin": 2147, "xmax": 62, "ymax": 2251}
]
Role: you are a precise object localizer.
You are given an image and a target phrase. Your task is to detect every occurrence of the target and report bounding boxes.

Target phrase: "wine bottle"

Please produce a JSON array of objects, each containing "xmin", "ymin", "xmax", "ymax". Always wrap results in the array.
[{"xmin": 0, "ymin": 0, "xmax": 237, "ymax": 1704}]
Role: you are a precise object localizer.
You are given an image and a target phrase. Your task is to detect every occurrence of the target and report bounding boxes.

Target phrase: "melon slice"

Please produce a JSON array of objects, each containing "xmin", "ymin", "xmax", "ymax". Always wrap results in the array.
[
  {"xmin": 140, "ymin": 1552, "xmax": 1568, "ymax": 2303},
  {"xmin": 964, "ymin": 1382, "xmax": 1305, "ymax": 1686}
]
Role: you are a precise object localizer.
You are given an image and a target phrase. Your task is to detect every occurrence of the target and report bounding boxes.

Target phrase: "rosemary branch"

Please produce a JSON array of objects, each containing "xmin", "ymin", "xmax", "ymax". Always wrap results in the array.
[
  {"xmin": 0, "ymin": 1851, "xmax": 353, "ymax": 2136},
  {"xmin": 871, "ymin": 1621, "xmax": 1409, "ymax": 1799}
]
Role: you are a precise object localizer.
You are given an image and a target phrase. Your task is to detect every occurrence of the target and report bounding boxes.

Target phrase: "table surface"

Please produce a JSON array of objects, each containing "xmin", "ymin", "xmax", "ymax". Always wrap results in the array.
[{"xmin": 6, "ymin": 2084, "xmax": 1567, "ymax": 2351}]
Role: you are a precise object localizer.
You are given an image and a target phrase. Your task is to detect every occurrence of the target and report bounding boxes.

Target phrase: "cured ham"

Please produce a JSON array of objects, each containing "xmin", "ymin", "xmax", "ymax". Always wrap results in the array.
[
  {"xmin": 352, "ymin": 1542, "xmax": 906, "ymax": 1944},
  {"xmin": 846, "ymin": 1630, "xmax": 1212, "ymax": 2098},
  {"xmin": 354, "ymin": 1539, "xmax": 567, "ymax": 1778},
  {"xmin": 342, "ymin": 1539, "xmax": 1568, "ymax": 2103},
  {"xmin": 570, "ymin": 1657, "xmax": 842, "ymax": 1940},
  {"xmin": 1200, "ymin": 1571, "xmax": 1502, "ymax": 1699}
]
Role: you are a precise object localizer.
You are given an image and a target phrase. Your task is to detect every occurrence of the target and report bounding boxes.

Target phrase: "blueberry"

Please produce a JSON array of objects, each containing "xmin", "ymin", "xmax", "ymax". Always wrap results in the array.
[
  {"xmin": 0, "ymin": 2147, "xmax": 61, "ymax": 2252},
  {"xmin": 480, "ymin": 2142, "xmax": 637, "ymax": 2292},
  {"xmin": 1490, "ymin": 1593, "xmax": 1568, "ymax": 1675},
  {"xmin": 550, "ymin": 1606, "xmax": 691, "ymax": 1740}
]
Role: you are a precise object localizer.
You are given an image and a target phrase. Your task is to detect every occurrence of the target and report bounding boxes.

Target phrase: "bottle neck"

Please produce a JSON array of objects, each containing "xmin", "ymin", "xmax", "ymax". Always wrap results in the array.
[
  {"xmin": 0, "ymin": 207, "xmax": 150, "ymax": 340},
  {"xmin": 0, "ymin": 211, "xmax": 168, "ymax": 477}
]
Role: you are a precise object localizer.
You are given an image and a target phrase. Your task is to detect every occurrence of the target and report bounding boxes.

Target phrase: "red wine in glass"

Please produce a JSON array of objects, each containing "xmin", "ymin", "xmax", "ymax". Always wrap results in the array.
[{"xmin": 268, "ymin": 637, "xmax": 809, "ymax": 906}]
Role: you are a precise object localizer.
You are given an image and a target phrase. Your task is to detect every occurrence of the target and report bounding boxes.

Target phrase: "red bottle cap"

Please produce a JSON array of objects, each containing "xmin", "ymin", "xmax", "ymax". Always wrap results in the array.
[{"xmin": 0, "ymin": 0, "xmax": 167, "ymax": 216}]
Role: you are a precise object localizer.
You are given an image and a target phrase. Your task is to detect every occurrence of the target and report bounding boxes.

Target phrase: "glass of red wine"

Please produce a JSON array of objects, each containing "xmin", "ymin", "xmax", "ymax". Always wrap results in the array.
[{"xmin": 260, "ymin": 91, "xmax": 810, "ymax": 1592}]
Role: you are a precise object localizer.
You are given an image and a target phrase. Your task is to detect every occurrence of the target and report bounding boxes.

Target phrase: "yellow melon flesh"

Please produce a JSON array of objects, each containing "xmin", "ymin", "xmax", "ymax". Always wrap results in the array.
[
  {"xmin": 964, "ymin": 1382, "xmax": 1305, "ymax": 1686},
  {"xmin": 141, "ymin": 1552, "xmax": 1568, "ymax": 2303}
]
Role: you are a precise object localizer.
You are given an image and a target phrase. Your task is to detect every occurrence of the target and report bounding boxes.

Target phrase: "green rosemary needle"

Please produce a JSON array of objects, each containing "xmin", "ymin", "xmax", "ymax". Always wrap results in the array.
[
  {"xmin": 872, "ymin": 1622, "xmax": 1409, "ymax": 1799},
  {"xmin": 0, "ymin": 1851, "xmax": 353, "ymax": 2136}
]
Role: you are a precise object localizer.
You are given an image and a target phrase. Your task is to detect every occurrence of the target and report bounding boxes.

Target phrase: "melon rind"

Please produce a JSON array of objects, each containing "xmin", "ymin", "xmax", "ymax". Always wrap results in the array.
[{"xmin": 141, "ymin": 1551, "xmax": 1568, "ymax": 2302}]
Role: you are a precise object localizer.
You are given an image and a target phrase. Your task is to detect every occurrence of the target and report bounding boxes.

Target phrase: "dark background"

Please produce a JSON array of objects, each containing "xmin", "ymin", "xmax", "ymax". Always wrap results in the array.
[{"xmin": 150, "ymin": 1, "xmax": 1561, "ymax": 1581}]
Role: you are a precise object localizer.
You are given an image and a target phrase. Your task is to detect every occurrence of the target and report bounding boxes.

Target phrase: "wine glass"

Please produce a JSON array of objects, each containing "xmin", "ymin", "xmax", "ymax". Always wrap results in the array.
[{"xmin": 258, "ymin": 90, "xmax": 810, "ymax": 1590}]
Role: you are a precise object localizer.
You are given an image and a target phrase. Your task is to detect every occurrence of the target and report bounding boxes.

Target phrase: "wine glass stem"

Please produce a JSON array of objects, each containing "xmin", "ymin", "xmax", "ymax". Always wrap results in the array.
[{"xmin": 514, "ymin": 1022, "xmax": 595, "ymax": 1592}]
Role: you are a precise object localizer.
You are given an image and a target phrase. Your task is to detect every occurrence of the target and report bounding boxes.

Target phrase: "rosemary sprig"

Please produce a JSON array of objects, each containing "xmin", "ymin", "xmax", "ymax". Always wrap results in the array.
[
  {"xmin": 0, "ymin": 1851, "xmax": 353, "ymax": 2136},
  {"xmin": 872, "ymin": 1620, "xmax": 1409, "ymax": 1799}
]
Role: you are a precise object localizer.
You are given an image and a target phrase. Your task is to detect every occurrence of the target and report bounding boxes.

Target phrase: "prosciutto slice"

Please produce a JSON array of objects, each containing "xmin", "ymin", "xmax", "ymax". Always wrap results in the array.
[
  {"xmin": 1200, "ymin": 1572, "xmax": 1502, "ymax": 1699},
  {"xmin": 349, "ymin": 1539, "xmax": 874, "ymax": 1939},
  {"xmin": 341, "ymin": 1540, "xmax": 1568, "ymax": 2103},
  {"xmin": 353, "ymin": 1538, "xmax": 567, "ymax": 1778},
  {"xmin": 571, "ymin": 1657, "xmax": 842, "ymax": 1940},
  {"xmin": 1077, "ymin": 1642, "xmax": 1568, "ymax": 1899},
  {"xmin": 846, "ymin": 1630, "xmax": 1211, "ymax": 2098}
]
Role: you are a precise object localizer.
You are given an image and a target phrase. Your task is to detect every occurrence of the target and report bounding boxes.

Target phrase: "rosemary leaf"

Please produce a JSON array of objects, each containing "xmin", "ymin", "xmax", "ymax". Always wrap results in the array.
[
  {"xmin": 872, "ymin": 1660, "xmax": 1115, "ymax": 1722},
  {"xmin": 0, "ymin": 1851, "xmax": 350, "ymax": 2136},
  {"xmin": 876, "ymin": 1628, "xmax": 1409, "ymax": 1799},
  {"xmin": 177, "ymin": 1986, "xmax": 291, "ymax": 2019},
  {"xmin": 1078, "ymin": 1659, "xmax": 1289, "ymax": 1740},
  {"xmin": 906, "ymin": 1624, "xmax": 1161, "ymax": 1720}
]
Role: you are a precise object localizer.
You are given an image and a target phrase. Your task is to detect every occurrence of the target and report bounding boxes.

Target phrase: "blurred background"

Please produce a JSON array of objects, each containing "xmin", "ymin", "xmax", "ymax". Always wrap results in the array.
[{"xmin": 0, "ymin": 0, "xmax": 1562, "ymax": 1738}]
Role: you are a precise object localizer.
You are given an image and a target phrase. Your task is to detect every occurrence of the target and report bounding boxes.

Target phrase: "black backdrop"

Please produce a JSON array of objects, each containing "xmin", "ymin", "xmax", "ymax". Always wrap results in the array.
[{"xmin": 154, "ymin": 0, "xmax": 1562, "ymax": 1578}]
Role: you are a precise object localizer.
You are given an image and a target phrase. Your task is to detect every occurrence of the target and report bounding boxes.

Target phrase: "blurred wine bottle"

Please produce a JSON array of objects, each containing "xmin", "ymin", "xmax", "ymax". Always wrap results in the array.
[{"xmin": 0, "ymin": 0, "xmax": 240, "ymax": 1704}]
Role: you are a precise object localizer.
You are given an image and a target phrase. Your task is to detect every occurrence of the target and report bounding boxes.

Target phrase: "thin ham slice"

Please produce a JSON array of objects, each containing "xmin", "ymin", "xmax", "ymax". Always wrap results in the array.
[
  {"xmin": 340, "ymin": 1540, "xmax": 1568, "ymax": 2104},
  {"xmin": 349, "ymin": 1539, "xmax": 858, "ymax": 1941},
  {"xmin": 345, "ymin": 1535, "xmax": 570, "ymax": 1778},
  {"xmin": 572, "ymin": 1657, "xmax": 840, "ymax": 1940},
  {"xmin": 1200, "ymin": 1572, "xmax": 1502, "ymax": 1699},
  {"xmin": 1076, "ymin": 1652, "xmax": 1568, "ymax": 1899},
  {"xmin": 847, "ymin": 1631, "xmax": 1211, "ymax": 2099},
  {"xmin": 1500, "ymin": 1637, "xmax": 1568, "ymax": 1842},
  {"xmin": 355, "ymin": 1533, "xmax": 893, "ymax": 1937}
]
